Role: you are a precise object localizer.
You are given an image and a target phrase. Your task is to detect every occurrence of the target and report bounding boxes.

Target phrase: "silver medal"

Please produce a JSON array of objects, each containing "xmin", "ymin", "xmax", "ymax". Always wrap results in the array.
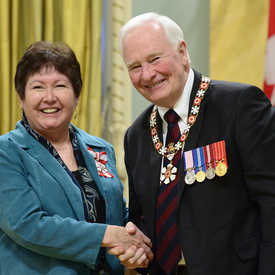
[
  {"xmin": 206, "ymin": 167, "xmax": 215, "ymax": 180},
  {"xmin": 185, "ymin": 171, "xmax": 196, "ymax": 185}
]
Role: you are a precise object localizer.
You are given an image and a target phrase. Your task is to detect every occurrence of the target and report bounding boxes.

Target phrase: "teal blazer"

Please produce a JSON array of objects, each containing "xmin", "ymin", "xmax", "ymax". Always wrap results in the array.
[{"xmin": 0, "ymin": 122, "xmax": 128, "ymax": 275}]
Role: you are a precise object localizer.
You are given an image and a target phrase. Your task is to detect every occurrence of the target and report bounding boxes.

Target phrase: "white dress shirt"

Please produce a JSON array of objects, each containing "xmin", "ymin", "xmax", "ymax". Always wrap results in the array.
[{"xmin": 158, "ymin": 68, "xmax": 194, "ymax": 147}]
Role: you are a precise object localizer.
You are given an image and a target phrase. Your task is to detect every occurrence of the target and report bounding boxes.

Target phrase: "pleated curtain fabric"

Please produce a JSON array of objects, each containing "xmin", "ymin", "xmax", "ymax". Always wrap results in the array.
[{"xmin": 0, "ymin": 0, "xmax": 102, "ymax": 136}]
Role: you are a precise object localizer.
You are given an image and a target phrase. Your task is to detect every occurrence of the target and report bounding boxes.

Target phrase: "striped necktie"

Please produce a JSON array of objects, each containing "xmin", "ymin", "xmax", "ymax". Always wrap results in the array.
[{"xmin": 156, "ymin": 109, "xmax": 182, "ymax": 274}]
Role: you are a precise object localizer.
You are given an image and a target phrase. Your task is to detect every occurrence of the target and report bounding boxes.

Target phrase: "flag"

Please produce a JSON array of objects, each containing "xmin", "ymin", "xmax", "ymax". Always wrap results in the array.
[{"xmin": 264, "ymin": 0, "xmax": 275, "ymax": 104}]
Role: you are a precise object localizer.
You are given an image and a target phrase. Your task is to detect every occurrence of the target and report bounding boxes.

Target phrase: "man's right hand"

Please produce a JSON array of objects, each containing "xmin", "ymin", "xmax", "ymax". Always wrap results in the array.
[{"xmin": 103, "ymin": 222, "xmax": 153, "ymax": 269}]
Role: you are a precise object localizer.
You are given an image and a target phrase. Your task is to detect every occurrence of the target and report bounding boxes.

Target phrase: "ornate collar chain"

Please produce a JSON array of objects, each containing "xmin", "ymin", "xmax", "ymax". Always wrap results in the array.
[{"xmin": 150, "ymin": 76, "xmax": 210, "ymax": 165}]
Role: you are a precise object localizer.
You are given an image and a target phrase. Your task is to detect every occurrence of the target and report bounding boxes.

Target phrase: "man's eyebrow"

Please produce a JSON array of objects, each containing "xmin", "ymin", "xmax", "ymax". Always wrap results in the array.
[
  {"xmin": 148, "ymin": 51, "xmax": 163, "ymax": 58},
  {"xmin": 126, "ymin": 60, "xmax": 138, "ymax": 68},
  {"xmin": 126, "ymin": 51, "xmax": 164, "ymax": 68}
]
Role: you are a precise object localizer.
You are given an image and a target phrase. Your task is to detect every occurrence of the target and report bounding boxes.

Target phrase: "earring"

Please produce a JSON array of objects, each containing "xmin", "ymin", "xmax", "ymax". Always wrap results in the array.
[
  {"xmin": 21, "ymin": 110, "xmax": 25, "ymax": 120},
  {"xmin": 74, "ymin": 108, "xmax": 77, "ymax": 119}
]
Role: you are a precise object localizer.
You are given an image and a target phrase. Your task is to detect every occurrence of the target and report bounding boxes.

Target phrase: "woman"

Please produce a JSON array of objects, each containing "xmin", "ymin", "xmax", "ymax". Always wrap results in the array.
[{"xmin": 0, "ymin": 41, "xmax": 152, "ymax": 274}]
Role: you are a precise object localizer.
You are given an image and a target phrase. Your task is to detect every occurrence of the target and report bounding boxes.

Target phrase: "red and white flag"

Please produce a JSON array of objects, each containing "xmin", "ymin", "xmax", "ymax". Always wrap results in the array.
[{"xmin": 264, "ymin": 0, "xmax": 275, "ymax": 104}]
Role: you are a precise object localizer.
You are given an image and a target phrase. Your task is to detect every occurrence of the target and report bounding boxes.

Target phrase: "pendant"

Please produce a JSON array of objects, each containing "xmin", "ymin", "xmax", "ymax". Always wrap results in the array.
[
  {"xmin": 167, "ymin": 153, "xmax": 175, "ymax": 161},
  {"xmin": 161, "ymin": 163, "xmax": 177, "ymax": 184},
  {"xmin": 167, "ymin": 142, "xmax": 176, "ymax": 161}
]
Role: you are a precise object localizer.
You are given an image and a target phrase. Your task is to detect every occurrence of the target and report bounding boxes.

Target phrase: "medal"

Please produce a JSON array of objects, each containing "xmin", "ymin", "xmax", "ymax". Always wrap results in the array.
[
  {"xmin": 87, "ymin": 148, "xmax": 114, "ymax": 178},
  {"xmin": 160, "ymin": 143, "xmax": 178, "ymax": 184},
  {"xmin": 215, "ymin": 162, "xmax": 227, "ymax": 177},
  {"xmin": 213, "ymin": 140, "xmax": 228, "ymax": 177},
  {"xmin": 193, "ymin": 147, "xmax": 206, "ymax": 183},
  {"xmin": 161, "ymin": 163, "xmax": 178, "ymax": 184},
  {"xmin": 184, "ymin": 150, "xmax": 195, "ymax": 185},
  {"xmin": 196, "ymin": 170, "xmax": 206, "ymax": 182},
  {"xmin": 185, "ymin": 170, "xmax": 196, "ymax": 185},
  {"xmin": 203, "ymin": 144, "xmax": 216, "ymax": 180},
  {"xmin": 206, "ymin": 167, "xmax": 216, "ymax": 179}
]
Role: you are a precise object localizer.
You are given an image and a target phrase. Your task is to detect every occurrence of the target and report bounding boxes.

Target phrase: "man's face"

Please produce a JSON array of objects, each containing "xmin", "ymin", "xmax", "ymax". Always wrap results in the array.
[{"xmin": 122, "ymin": 23, "xmax": 190, "ymax": 108}]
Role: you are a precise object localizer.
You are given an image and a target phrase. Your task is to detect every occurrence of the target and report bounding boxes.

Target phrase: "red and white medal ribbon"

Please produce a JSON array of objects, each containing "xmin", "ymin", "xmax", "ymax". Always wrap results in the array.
[
  {"xmin": 212, "ymin": 140, "xmax": 228, "ymax": 177},
  {"xmin": 87, "ymin": 147, "xmax": 114, "ymax": 178},
  {"xmin": 203, "ymin": 144, "xmax": 216, "ymax": 179}
]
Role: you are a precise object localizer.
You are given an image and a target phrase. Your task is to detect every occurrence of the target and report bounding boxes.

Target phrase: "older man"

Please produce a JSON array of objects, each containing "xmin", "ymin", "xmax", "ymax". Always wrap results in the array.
[{"xmin": 117, "ymin": 12, "xmax": 275, "ymax": 275}]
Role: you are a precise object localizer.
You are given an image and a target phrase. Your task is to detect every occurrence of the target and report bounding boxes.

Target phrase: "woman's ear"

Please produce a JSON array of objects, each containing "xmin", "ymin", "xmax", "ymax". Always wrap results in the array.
[
  {"xmin": 75, "ymin": 96, "xmax": 80, "ymax": 107},
  {"xmin": 17, "ymin": 93, "xmax": 24, "ymax": 109}
]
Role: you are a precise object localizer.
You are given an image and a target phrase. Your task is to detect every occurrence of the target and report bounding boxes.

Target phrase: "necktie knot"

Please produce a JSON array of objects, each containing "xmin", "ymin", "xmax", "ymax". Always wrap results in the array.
[{"xmin": 164, "ymin": 109, "xmax": 180, "ymax": 124}]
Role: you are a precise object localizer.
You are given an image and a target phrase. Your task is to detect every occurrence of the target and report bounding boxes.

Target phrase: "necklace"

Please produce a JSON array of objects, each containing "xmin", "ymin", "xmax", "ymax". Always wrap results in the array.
[{"xmin": 150, "ymin": 76, "xmax": 210, "ymax": 184}]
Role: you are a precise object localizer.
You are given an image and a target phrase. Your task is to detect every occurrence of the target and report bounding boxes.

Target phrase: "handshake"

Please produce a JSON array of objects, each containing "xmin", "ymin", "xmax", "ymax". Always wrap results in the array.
[{"xmin": 102, "ymin": 222, "xmax": 154, "ymax": 270}]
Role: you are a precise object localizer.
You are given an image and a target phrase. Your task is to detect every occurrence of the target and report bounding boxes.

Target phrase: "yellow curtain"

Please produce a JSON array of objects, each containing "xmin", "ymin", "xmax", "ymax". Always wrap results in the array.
[
  {"xmin": 0, "ymin": 0, "xmax": 102, "ymax": 136},
  {"xmin": 210, "ymin": 0, "xmax": 269, "ymax": 88}
]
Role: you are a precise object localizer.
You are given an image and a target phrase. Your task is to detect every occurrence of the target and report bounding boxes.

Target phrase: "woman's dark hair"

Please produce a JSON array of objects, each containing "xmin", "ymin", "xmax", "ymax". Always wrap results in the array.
[{"xmin": 15, "ymin": 41, "xmax": 82, "ymax": 99}]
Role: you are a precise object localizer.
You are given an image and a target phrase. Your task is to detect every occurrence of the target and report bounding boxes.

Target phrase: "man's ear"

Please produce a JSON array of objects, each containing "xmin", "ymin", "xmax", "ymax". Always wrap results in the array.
[{"xmin": 178, "ymin": 40, "xmax": 190, "ymax": 66}]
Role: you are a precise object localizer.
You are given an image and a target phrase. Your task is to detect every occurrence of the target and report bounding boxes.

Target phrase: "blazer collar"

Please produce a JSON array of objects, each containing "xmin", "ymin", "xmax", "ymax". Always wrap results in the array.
[{"xmin": 12, "ymin": 122, "xmax": 106, "ymax": 221}]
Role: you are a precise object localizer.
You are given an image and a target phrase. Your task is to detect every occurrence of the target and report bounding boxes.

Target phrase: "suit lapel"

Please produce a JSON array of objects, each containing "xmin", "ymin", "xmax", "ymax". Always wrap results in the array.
[
  {"xmin": 149, "ymin": 110, "xmax": 163, "ymax": 234},
  {"xmin": 177, "ymin": 157, "xmax": 187, "ymax": 206},
  {"xmin": 184, "ymin": 70, "xmax": 206, "ymax": 151},
  {"xmin": 26, "ymin": 145, "xmax": 86, "ymax": 221},
  {"xmin": 178, "ymin": 71, "xmax": 207, "ymax": 202},
  {"xmin": 14, "ymin": 125, "xmax": 89, "ymax": 221}
]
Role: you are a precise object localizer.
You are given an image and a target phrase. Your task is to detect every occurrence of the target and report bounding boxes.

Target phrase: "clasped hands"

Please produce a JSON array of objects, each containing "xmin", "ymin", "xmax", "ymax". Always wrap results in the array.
[{"xmin": 103, "ymin": 222, "xmax": 153, "ymax": 269}]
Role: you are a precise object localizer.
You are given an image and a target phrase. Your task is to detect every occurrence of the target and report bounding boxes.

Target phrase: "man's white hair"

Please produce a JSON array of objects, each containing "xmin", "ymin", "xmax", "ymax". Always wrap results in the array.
[{"xmin": 118, "ymin": 12, "xmax": 190, "ymax": 63}]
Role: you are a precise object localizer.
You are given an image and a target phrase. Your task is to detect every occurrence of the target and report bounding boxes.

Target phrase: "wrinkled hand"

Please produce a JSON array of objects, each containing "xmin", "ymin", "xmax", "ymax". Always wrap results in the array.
[
  {"xmin": 108, "ymin": 245, "xmax": 149, "ymax": 269},
  {"xmin": 105, "ymin": 222, "xmax": 153, "ymax": 269}
]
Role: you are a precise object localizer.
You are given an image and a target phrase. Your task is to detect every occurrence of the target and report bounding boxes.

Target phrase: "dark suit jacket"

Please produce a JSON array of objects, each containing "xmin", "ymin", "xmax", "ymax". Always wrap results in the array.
[{"xmin": 124, "ymin": 70, "xmax": 275, "ymax": 275}]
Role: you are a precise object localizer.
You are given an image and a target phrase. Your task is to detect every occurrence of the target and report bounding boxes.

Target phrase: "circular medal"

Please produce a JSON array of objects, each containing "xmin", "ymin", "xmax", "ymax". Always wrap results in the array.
[
  {"xmin": 215, "ymin": 162, "xmax": 227, "ymax": 177},
  {"xmin": 185, "ymin": 171, "xmax": 196, "ymax": 185},
  {"xmin": 196, "ymin": 170, "xmax": 206, "ymax": 182},
  {"xmin": 206, "ymin": 167, "xmax": 215, "ymax": 180}
]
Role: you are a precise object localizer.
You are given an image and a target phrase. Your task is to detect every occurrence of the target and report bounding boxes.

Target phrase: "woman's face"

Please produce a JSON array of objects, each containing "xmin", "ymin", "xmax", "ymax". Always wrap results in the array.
[{"xmin": 18, "ymin": 66, "xmax": 79, "ymax": 138}]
